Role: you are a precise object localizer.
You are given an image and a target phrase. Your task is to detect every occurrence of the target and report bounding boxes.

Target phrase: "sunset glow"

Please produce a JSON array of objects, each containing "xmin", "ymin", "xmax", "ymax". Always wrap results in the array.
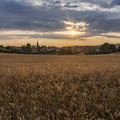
[
  {"xmin": 0, "ymin": 0, "xmax": 120, "ymax": 46},
  {"xmin": 72, "ymin": 30, "xmax": 75, "ymax": 35}
]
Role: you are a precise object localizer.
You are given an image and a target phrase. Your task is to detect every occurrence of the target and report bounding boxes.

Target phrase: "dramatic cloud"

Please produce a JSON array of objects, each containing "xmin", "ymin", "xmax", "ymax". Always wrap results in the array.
[
  {"xmin": 111, "ymin": 0, "xmax": 120, "ymax": 6},
  {"xmin": 0, "ymin": 0, "xmax": 120, "ymax": 46}
]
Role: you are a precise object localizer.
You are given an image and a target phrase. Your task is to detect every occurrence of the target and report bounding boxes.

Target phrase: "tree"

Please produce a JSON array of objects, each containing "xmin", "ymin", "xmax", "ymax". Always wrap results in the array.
[
  {"xmin": 100, "ymin": 43, "xmax": 117, "ymax": 54},
  {"xmin": 6, "ymin": 46, "xmax": 12, "ymax": 53},
  {"xmin": 60, "ymin": 47, "xmax": 77, "ymax": 55},
  {"xmin": 100, "ymin": 43, "xmax": 110, "ymax": 54},
  {"xmin": 109, "ymin": 44, "xmax": 117, "ymax": 53},
  {"xmin": 0, "ymin": 45, "xmax": 4, "ymax": 53},
  {"xmin": 21, "ymin": 43, "xmax": 32, "ymax": 54},
  {"xmin": 118, "ymin": 45, "xmax": 120, "ymax": 52},
  {"xmin": 84, "ymin": 46, "xmax": 96, "ymax": 55},
  {"xmin": 10, "ymin": 46, "xmax": 19, "ymax": 53}
]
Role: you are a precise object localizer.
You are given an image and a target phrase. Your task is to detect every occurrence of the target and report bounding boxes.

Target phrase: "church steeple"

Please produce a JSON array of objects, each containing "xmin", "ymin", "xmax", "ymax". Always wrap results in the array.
[
  {"xmin": 37, "ymin": 40, "xmax": 40, "ymax": 54},
  {"xmin": 37, "ymin": 40, "xmax": 39, "ymax": 48}
]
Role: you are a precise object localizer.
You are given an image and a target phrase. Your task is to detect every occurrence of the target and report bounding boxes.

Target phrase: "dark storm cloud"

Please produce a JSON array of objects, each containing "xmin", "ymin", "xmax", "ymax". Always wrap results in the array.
[
  {"xmin": 64, "ymin": 4, "xmax": 78, "ymax": 8},
  {"xmin": 111, "ymin": 0, "xmax": 120, "ymax": 6},
  {"xmin": 63, "ymin": 0, "xmax": 120, "ymax": 8},
  {"xmin": 0, "ymin": 0, "xmax": 120, "ymax": 39},
  {"xmin": 0, "ymin": 0, "xmax": 66, "ymax": 31},
  {"xmin": 62, "ymin": 0, "xmax": 111, "ymax": 8},
  {"xmin": 50, "ymin": 0, "xmax": 61, "ymax": 5}
]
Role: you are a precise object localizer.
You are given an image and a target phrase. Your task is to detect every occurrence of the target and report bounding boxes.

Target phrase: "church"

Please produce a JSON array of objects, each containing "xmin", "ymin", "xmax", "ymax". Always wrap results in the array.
[
  {"xmin": 32, "ymin": 41, "xmax": 40, "ymax": 54},
  {"xmin": 32, "ymin": 41, "xmax": 60, "ymax": 54}
]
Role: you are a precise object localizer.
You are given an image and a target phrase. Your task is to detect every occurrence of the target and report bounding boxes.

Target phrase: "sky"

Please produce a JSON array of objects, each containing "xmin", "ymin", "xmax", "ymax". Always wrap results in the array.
[{"xmin": 0, "ymin": 0, "xmax": 120, "ymax": 47}]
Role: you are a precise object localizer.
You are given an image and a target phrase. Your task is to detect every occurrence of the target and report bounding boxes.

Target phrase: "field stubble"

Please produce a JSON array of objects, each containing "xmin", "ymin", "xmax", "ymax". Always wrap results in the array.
[{"xmin": 0, "ymin": 53, "xmax": 120, "ymax": 120}]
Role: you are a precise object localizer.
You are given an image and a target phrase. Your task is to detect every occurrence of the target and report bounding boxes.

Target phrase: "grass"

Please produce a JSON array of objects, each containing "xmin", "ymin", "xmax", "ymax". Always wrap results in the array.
[{"xmin": 0, "ymin": 53, "xmax": 120, "ymax": 120}]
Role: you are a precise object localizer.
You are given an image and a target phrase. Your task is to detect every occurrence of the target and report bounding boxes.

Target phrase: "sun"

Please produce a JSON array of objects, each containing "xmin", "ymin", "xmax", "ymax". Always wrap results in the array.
[{"xmin": 72, "ymin": 30, "xmax": 75, "ymax": 35}]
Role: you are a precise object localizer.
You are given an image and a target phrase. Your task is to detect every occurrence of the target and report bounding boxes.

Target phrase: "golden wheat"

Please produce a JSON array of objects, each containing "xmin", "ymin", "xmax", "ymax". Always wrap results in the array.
[{"xmin": 0, "ymin": 53, "xmax": 120, "ymax": 120}]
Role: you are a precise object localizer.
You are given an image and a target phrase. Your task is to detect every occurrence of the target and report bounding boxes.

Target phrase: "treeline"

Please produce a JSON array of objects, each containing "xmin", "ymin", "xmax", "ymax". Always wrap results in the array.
[
  {"xmin": 60, "ymin": 43, "xmax": 120, "ymax": 55},
  {"xmin": 99, "ymin": 43, "xmax": 118, "ymax": 54},
  {"xmin": 60, "ymin": 47, "xmax": 77, "ymax": 55},
  {"xmin": 0, "ymin": 45, "xmax": 21, "ymax": 53},
  {"xmin": 0, "ymin": 43, "xmax": 120, "ymax": 55},
  {"xmin": 83, "ymin": 43, "xmax": 119, "ymax": 55},
  {"xmin": 0, "ymin": 43, "xmax": 58, "ymax": 54},
  {"xmin": 0, "ymin": 44, "xmax": 33, "ymax": 54}
]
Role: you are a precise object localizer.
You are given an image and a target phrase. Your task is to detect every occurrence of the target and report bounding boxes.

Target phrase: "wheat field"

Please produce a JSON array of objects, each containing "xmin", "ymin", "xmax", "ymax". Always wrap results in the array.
[{"xmin": 0, "ymin": 53, "xmax": 120, "ymax": 120}]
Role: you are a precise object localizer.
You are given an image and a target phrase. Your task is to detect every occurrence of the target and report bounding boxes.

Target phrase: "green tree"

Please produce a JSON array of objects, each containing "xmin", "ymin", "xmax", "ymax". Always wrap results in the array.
[
  {"xmin": 26, "ymin": 43, "xmax": 32, "ymax": 54},
  {"xmin": 60, "ymin": 47, "xmax": 77, "ymax": 55},
  {"xmin": 100, "ymin": 43, "xmax": 117, "ymax": 54},
  {"xmin": 0, "ymin": 45, "xmax": 4, "ymax": 53},
  {"xmin": 6, "ymin": 46, "xmax": 12, "ymax": 53},
  {"xmin": 100, "ymin": 43, "xmax": 110, "ymax": 54},
  {"xmin": 84, "ymin": 46, "xmax": 96, "ymax": 55},
  {"xmin": 118, "ymin": 45, "xmax": 120, "ymax": 52},
  {"xmin": 10, "ymin": 46, "xmax": 19, "ymax": 53},
  {"xmin": 109, "ymin": 44, "xmax": 117, "ymax": 53},
  {"xmin": 21, "ymin": 43, "xmax": 32, "ymax": 54}
]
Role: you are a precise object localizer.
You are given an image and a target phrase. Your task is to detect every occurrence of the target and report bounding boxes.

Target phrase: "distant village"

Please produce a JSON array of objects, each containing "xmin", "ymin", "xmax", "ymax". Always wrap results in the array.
[{"xmin": 0, "ymin": 41, "xmax": 120, "ymax": 55}]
